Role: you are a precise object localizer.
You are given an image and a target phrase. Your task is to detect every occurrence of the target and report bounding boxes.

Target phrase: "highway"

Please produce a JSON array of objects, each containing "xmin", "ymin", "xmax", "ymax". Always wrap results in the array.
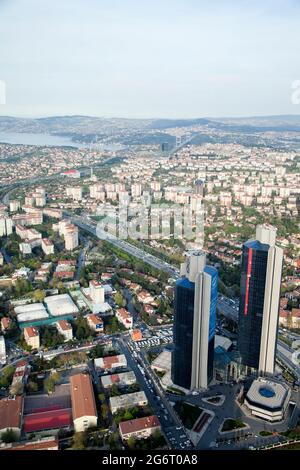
[{"xmin": 66, "ymin": 212, "xmax": 180, "ymax": 278}]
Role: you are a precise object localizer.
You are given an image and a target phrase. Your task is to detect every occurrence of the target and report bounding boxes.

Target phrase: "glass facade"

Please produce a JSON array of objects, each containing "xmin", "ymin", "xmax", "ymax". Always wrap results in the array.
[
  {"xmin": 238, "ymin": 240, "xmax": 269, "ymax": 369},
  {"xmin": 171, "ymin": 277, "xmax": 195, "ymax": 389},
  {"xmin": 171, "ymin": 266, "xmax": 218, "ymax": 389}
]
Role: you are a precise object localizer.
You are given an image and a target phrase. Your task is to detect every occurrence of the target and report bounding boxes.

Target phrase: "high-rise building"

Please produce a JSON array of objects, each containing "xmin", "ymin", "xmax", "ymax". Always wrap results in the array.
[
  {"xmin": 238, "ymin": 224, "xmax": 283, "ymax": 376},
  {"xmin": 171, "ymin": 251, "xmax": 218, "ymax": 390},
  {"xmin": 195, "ymin": 179, "xmax": 205, "ymax": 197}
]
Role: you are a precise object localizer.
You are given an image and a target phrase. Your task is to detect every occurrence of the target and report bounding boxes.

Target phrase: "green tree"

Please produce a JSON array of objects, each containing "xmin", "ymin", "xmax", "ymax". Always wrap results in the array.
[
  {"xmin": 33, "ymin": 289, "xmax": 46, "ymax": 302},
  {"xmin": 72, "ymin": 432, "xmax": 87, "ymax": 450},
  {"xmin": 115, "ymin": 291, "xmax": 126, "ymax": 307},
  {"xmin": 127, "ymin": 436, "xmax": 136, "ymax": 449},
  {"xmin": 101, "ymin": 403, "xmax": 109, "ymax": 422},
  {"xmin": 0, "ymin": 366, "xmax": 15, "ymax": 388},
  {"xmin": 1, "ymin": 429, "xmax": 19, "ymax": 443}
]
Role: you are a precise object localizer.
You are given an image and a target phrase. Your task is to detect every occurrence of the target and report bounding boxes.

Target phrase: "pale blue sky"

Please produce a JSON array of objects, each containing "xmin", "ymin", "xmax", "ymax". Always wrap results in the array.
[{"xmin": 0, "ymin": 0, "xmax": 300, "ymax": 118}]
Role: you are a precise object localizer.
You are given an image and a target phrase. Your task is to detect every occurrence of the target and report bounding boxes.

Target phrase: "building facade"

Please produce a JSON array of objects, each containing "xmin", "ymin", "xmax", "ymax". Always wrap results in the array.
[
  {"xmin": 171, "ymin": 251, "xmax": 218, "ymax": 390},
  {"xmin": 238, "ymin": 225, "xmax": 283, "ymax": 376}
]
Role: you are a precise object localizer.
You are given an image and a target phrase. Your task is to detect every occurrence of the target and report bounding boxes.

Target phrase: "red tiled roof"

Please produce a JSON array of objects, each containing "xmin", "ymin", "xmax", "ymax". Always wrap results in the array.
[
  {"xmin": 70, "ymin": 374, "xmax": 97, "ymax": 421},
  {"xmin": 24, "ymin": 409, "xmax": 72, "ymax": 433},
  {"xmin": 0, "ymin": 396, "xmax": 23, "ymax": 431},
  {"xmin": 24, "ymin": 326, "xmax": 39, "ymax": 338},
  {"xmin": 1, "ymin": 437, "xmax": 59, "ymax": 451},
  {"xmin": 119, "ymin": 415, "xmax": 160, "ymax": 436}
]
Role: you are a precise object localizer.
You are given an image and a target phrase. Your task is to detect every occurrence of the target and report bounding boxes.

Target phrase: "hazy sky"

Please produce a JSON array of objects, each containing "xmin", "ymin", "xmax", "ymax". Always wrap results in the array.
[{"xmin": 0, "ymin": 0, "xmax": 300, "ymax": 118}]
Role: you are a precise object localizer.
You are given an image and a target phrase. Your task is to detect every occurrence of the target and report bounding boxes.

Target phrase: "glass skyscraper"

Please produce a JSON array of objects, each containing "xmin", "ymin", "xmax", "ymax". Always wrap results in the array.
[
  {"xmin": 171, "ymin": 251, "xmax": 218, "ymax": 390},
  {"xmin": 238, "ymin": 225, "xmax": 283, "ymax": 375}
]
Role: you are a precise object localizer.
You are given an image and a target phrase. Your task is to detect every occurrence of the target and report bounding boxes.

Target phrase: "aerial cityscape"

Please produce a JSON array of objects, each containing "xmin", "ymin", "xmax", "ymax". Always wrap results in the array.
[{"xmin": 0, "ymin": 0, "xmax": 300, "ymax": 458}]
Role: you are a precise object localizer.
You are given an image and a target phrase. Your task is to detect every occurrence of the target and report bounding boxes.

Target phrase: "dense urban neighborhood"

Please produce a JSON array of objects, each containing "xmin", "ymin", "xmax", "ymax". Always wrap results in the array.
[{"xmin": 0, "ymin": 114, "xmax": 299, "ymax": 452}]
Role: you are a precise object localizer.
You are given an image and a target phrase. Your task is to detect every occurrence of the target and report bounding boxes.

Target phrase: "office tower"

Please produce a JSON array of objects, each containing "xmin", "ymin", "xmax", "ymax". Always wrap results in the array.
[
  {"xmin": 171, "ymin": 251, "xmax": 218, "ymax": 390},
  {"xmin": 238, "ymin": 224, "xmax": 283, "ymax": 376},
  {"xmin": 161, "ymin": 142, "xmax": 169, "ymax": 152}
]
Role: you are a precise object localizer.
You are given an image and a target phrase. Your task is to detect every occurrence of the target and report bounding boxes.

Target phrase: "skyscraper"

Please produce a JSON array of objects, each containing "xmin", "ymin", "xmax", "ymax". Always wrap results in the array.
[
  {"xmin": 171, "ymin": 251, "xmax": 218, "ymax": 390},
  {"xmin": 238, "ymin": 224, "xmax": 283, "ymax": 376}
]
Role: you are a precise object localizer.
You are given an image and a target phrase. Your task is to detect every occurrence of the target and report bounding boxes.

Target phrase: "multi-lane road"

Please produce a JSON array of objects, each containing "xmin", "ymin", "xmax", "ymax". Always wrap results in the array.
[{"xmin": 115, "ymin": 336, "xmax": 193, "ymax": 450}]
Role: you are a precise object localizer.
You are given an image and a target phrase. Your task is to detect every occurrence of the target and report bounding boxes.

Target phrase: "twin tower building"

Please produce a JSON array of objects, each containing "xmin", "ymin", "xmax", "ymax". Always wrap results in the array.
[{"xmin": 171, "ymin": 224, "xmax": 283, "ymax": 391}]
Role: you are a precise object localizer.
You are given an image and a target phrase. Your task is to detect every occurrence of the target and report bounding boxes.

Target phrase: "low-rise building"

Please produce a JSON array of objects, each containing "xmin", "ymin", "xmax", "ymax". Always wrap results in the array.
[
  {"xmin": 86, "ymin": 314, "xmax": 104, "ymax": 334},
  {"xmin": 101, "ymin": 371, "xmax": 136, "ymax": 389},
  {"xmin": 116, "ymin": 308, "xmax": 133, "ymax": 329},
  {"xmin": 1, "ymin": 436, "xmax": 59, "ymax": 451},
  {"xmin": 0, "ymin": 396, "xmax": 23, "ymax": 439},
  {"xmin": 131, "ymin": 329, "xmax": 143, "ymax": 342},
  {"xmin": 110, "ymin": 391, "xmax": 148, "ymax": 414},
  {"xmin": 24, "ymin": 326, "xmax": 40, "ymax": 349},
  {"xmin": 70, "ymin": 373, "xmax": 97, "ymax": 432},
  {"xmin": 56, "ymin": 320, "xmax": 73, "ymax": 342},
  {"xmin": 244, "ymin": 378, "xmax": 291, "ymax": 422},
  {"xmin": 94, "ymin": 354, "xmax": 127, "ymax": 372},
  {"xmin": 119, "ymin": 415, "xmax": 160, "ymax": 441},
  {"xmin": 0, "ymin": 335, "xmax": 6, "ymax": 364}
]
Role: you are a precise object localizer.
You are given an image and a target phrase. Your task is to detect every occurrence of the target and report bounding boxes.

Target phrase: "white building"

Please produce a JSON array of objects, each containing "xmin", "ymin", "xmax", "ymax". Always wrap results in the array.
[
  {"xmin": 89, "ymin": 280, "xmax": 105, "ymax": 304},
  {"xmin": 110, "ymin": 391, "xmax": 148, "ymax": 414},
  {"xmin": 0, "ymin": 335, "xmax": 6, "ymax": 364},
  {"xmin": 41, "ymin": 238, "xmax": 54, "ymax": 255},
  {"xmin": 56, "ymin": 320, "xmax": 73, "ymax": 342},
  {"xmin": 66, "ymin": 186, "xmax": 83, "ymax": 201},
  {"xmin": 24, "ymin": 326, "xmax": 40, "ymax": 349},
  {"xmin": 44, "ymin": 294, "xmax": 79, "ymax": 317},
  {"xmin": 245, "ymin": 378, "xmax": 291, "ymax": 422}
]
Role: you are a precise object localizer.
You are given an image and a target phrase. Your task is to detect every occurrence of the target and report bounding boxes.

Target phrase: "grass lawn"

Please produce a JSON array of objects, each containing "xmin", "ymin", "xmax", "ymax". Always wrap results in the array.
[
  {"xmin": 259, "ymin": 431, "xmax": 273, "ymax": 437},
  {"xmin": 174, "ymin": 402, "xmax": 203, "ymax": 430},
  {"xmin": 280, "ymin": 425, "xmax": 300, "ymax": 439},
  {"xmin": 221, "ymin": 418, "xmax": 246, "ymax": 432}
]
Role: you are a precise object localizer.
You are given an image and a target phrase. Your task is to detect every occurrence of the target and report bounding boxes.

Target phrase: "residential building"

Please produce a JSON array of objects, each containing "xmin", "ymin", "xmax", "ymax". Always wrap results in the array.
[
  {"xmin": 116, "ymin": 308, "xmax": 133, "ymax": 329},
  {"xmin": 110, "ymin": 391, "xmax": 148, "ymax": 414},
  {"xmin": 94, "ymin": 354, "xmax": 127, "ymax": 371},
  {"xmin": 86, "ymin": 314, "xmax": 104, "ymax": 334},
  {"xmin": 119, "ymin": 415, "xmax": 160, "ymax": 441},
  {"xmin": 101, "ymin": 371, "xmax": 136, "ymax": 389},
  {"xmin": 41, "ymin": 238, "xmax": 54, "ymax": 255},
  {"xmin": 56, "ymin": 320, "xmax": 73, "ymax": 342},
  {"xmin": 24, "ymin": 326, "xmax": 40, "ymax": 349},
  {"xmin": 89, "ymin": 280, "xmax": 105, "ymax": 304}
]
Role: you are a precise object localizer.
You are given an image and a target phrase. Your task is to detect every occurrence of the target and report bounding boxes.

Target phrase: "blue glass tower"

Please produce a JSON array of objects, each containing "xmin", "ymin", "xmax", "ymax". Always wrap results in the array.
[{"xmin": 171, "ymin": 251, "xmax": 218, "ymax": 390}]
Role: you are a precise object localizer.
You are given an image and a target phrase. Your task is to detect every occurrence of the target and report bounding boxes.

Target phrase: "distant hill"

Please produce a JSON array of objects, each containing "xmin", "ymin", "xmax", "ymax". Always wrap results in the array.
[{"xmin": 0, "ymin": 114, "xmax": 300, "ymax": 137}]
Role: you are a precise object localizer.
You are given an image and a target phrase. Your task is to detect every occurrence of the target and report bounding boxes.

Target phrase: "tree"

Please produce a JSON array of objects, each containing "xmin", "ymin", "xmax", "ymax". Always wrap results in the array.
[
  {"xmin": 115, "ymin": 291, "xmax": 126, "ymax": 307},
  {"xmin": 0, "ymin": 366, "xmax": 15, "ymax": 388},
  {"xmin": 127, "ymin": 436, "xmax": 136, "ymax": 449},
  {"xmin": 98, "ymin": 393, "xmax": 105, "ymax": 403},
  {"xmin": 27, "ymin": 380, "xmax": 38, "ymax": 393},
  {"xmin": 123, "ymin": 409, "xmax": 133, "ymax": 421},
  {"xmin": 110, "ymin": 384, "xmax": 120, "ymax": 397},
  {"xmin": 72, "ymin": 432, "xmax": 87, "ymax": 450},
  {"xmin": 1, "ymin": 429, "xmax": 19, "ymax": 443},
  {"xmin": 73, "ymin": 317, "xmax": 94, "ymax": 341},
  {"xmin": 101, "ymin": 403, "xmax": 109, "ymax": 422},
  {"xmin": 89, "ymin": 344, "xmax": 104, "ymax": 360},
  {"xmin": 33, "ymin": 289, "xmax": 46, "ymax": 302}
]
